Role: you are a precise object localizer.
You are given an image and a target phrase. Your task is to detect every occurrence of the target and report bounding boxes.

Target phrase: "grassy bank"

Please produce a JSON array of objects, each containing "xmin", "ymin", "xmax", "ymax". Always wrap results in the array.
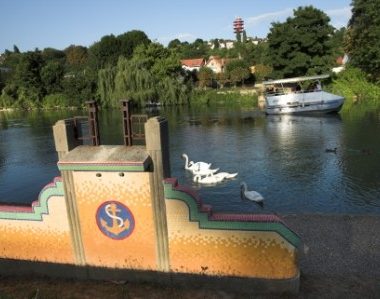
[
  {"xmin": 328, "ymin": 67, "xmax": 380, "ymax": 113},
  {"xmin": 190, "ymin": 89, "xmax": 258, "ymax": 108}
]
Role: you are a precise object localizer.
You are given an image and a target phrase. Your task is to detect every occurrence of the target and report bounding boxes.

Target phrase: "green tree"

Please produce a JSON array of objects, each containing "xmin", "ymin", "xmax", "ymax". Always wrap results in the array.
[
  {"xmin": 117, "ymin": 30, "xmax": 151, "ymax": 59},
  {"xmin": 97, "ymin": 43, "xmax": 190, "ymax": 107},
  {"xmin": 267, "ymin": 6, "xmax": 334, "ymax": 78},
  {"xmin": 168, "ymin": 39, "xmax": 182, "ymax": 49},
  {"xmin": 254, "ymin": 64, "xmax": 273, "ymax": 82},
  {"xmin": 97, "ymin": 65, "xmax": 116, "ymax": 108},
  {"xmin": 225, "ymin": 59, "xmax": 251, "ymax": 86},
  {"xmin": 329, "ymin": 27, "xmax": 346, "ymax": 62},
  {"xmin": 13, "ymin": 45, "xmax": 20, "ymax": 54},
  {"xmin": 41, "ymin": 48, "xmax": 65, "ymax": 63},
  {"xmin": 215, "ymin": 72, "xmax": 229, "ymax": 89},
  {"xmin": 62, "ymin": 70, "xmax": 96, "ymax": 107},
  {"xmin": 346, "ymin": 0, "xmax": 380, "ymax": 81},
  {"xmin": 64, "ymin": 45, "xmax": 88, "ymax": 71},
  {"xmin": 197, "ymin": 67, "xmax": 213, "ymax": 89},
  {"xmin": 13, "ymin": 51, "xmax": 45, "ymax": 104},
  {"xmin": 88, "ymin": 34, "xmax": 121, "ymax": 69},
  {"xmin": 40, "ymin": 61, "xmax": 64, "ymax": 94}
]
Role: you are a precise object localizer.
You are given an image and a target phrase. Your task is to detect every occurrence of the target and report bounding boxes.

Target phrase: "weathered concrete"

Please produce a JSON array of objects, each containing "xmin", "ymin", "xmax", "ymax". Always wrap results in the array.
[
  {"xmin": 283, "ymin": 214, "xmax": 380, "ymax": 277},
  {"xmin": 0, "ymin": 259, "xmax": 299, "ymax": 295},
  {"xmin": 59, "ymin": 145, "xmax": 150, "ymax": 165},
  {"xmin": 283, "ymin": 214, "xmax": 380, "ymax": 297}
]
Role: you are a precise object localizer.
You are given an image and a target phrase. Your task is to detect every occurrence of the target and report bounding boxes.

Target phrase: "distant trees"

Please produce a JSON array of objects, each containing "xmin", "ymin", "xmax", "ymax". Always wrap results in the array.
[
  {"xmin": 0, "ymin": 30, "xmax": 154, "ymax": 109},
  {"xmin": 267, "ymin": 6, "xmax": 334, "ymax": 78},
  {"xmin": 345, "ymin": 0, "xmax": 380, "ymax": 81},
  {"xmin": 6, "ymin": 4, "xmax": 378, "ymax": 110},
  {"xmin": 167, "ymin": 38, "xmax": 208, "ymax": 59}
]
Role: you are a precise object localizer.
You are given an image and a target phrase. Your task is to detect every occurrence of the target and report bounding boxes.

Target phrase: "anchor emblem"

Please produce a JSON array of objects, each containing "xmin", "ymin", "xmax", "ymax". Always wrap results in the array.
[{"xmin": 96, "ymin": 201, "xmax": 135, "ymax": 240}]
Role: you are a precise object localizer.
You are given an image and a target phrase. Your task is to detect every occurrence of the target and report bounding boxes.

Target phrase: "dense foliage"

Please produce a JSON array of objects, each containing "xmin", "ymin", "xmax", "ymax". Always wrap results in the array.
[
  {"xmin": 97, "ymin": 43, "xmax": 191, "ymax": 107},
  {"xmin": 329, "ymin": 67, "xmax": 380, "ymax": 110},
  {"xmin": 345, "ymin": 0, "xmax": 380, "ymax": 81},
  {"xmin": 267, "ymin": 6, "xmax": 335, "ymax": 78}
]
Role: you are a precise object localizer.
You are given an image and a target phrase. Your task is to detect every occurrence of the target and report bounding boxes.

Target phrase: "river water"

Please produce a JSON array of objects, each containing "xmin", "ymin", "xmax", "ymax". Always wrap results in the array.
[{"xmin": 1, "ymin": 106, "xmax": 380, "ymax": 215}]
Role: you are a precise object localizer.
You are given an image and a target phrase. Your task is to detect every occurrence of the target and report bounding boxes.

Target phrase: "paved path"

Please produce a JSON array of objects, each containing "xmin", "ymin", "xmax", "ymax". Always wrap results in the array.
[{"xmin": 282, "ymin": 214, "xmax": 380, "ymax": 298}]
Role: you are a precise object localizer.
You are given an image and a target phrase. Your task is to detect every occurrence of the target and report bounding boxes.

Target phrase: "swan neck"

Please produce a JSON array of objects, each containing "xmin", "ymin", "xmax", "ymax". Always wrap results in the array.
[{"xmin": 183, "ymin": 154, "xmax": 189, "ymax": 169}]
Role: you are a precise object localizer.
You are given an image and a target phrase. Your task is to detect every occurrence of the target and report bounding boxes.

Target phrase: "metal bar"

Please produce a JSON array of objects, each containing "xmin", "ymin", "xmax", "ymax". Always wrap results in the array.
[
  {"xmin": 121, "ymin": 99, "xmax": 133, "ymax": 146},
  {"xmin": 131, "ymin": 114, "xmax": 148, "ymax": 141},
  {"xmin": 86, "ymin": 100, "xmax": 100, "ymax": 146}
]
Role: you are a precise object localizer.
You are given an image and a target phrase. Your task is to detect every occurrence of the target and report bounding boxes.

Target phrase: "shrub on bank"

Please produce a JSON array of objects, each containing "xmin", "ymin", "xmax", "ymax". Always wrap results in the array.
[
  {"xmin": 329, "ymin": 67, "xmax": 380, "ymax": 111},
  {"xmin": 42, "ymin": 93, "xmax": 72, "ymax": 109},
  {"xmin": 190, "ymin": 89, "xmax": 258, "ymax": 107}
]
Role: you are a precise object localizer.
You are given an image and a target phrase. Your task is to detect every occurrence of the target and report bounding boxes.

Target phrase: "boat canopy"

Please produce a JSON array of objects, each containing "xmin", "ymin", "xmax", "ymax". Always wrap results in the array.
[{"xmin": 263, "ymin": 74, "xmax": 330, "ymax": 85}]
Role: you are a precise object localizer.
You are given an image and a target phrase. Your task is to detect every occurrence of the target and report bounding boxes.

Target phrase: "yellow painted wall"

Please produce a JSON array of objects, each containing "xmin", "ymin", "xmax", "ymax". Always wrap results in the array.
[
  {"xmin": 0, "ymin": 195, "xmax": 74, "ymax": 263},
  {"xmin": 166, "ymin": 199, "xmax": 298, "ymax": 279},
  {"xmin": 73, "ymin": 171, "xmax": 157, "ymax": 270}
]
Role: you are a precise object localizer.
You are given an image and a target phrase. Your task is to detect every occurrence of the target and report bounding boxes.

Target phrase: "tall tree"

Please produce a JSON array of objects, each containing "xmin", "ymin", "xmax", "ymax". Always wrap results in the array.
[
  {"xmin": 64, "ymin": 45, "xmax": 88, "ymax": 71},
  {"xmin": 88, "ymin": 34, "xmax": 121, "ymax": 69},
  {"xmin": 168, "ymin": 39, "xmax": 181, "ymax": 49},
  {"xmin": 197, "ymin": 67, "xmax": 213, "ymax": 89},
  {"xmin": 40, "ymin": 61, "xmax": 64, "ymax": 94},
  {"xmin": 117, "ymin": 30, "xmax": 151, "ymax": 59},
  {"xmin": 97, "ymin": 43, "xmax": 190, "ymax": 107},
  {"xmin": 267, "ymin": 6, "xmax": 334, "ymax": 78},
  {"xmin": 346, "ymin": 0, "xmax": 380, "ymax": 81}
]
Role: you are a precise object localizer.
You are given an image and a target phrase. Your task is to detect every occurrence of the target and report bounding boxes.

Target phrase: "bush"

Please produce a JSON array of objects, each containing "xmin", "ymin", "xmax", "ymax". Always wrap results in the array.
[
  {"xmin": 42, "ymin": 93, "xmax": 71, "ymax": 109},
  {"xmin": 190, "ymin": 90, "xmax": 257, "ymax": 107},
  {"xmin": 329, "ymin": 67, "xmax": 380, "ymax": 111}
]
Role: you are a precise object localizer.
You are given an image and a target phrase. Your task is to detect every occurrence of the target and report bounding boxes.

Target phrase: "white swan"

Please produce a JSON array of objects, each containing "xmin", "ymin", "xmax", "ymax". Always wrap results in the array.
[
  {"xmin": 192, "ymin": 167, "xmax": 220, "ymax": 176},
  {"xmin": 193, "ymin": 173, "xmax": 225, "ymax": 184},
  {"xmin": 240, "ymin": 182, "xmax": 264, "ymax": 203},
  {"xmin": 182, "ymin": 153, "xmax": 212, "ymax": 172},
  {"xmin": 216, "ymin": 172, "xmax": 238, "ymax": 179}
]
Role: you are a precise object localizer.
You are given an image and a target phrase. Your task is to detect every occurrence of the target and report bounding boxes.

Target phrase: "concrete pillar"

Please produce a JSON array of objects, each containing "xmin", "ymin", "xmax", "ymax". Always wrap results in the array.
[
  {"xmin": 53, "ymin": 120, "xmax": 80, "ymax": 159},
  {"xmin": 145, "ymin": 117, "xmax": 170, "ymax": 271},
  {"xmin": 52, "ymin": 120, "xmax": 86, "ymax": 265}
]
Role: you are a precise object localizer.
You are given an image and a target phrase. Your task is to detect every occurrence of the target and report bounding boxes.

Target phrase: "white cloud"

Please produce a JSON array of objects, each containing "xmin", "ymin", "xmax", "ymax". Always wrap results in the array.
[
  {"xmin": 326, "ymin": 7, "xmax": 351, "ymax": 18},
  {"xmin": 326, "ymin": 7, "xmax": 352, "ymax": 29},
  {"xmin": 245, "ymin": 8, "xmax": 293, "ymax": 27}
]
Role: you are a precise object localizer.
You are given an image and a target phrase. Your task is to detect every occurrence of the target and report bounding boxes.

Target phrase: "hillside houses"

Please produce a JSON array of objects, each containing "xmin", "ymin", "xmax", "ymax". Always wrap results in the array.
[
  {"xmin": 181, "ymin": 56, "xmax": 230, "ymax": 74},
  {"xmin": 180, "ymin": 58, "xmax": 206, "ymax": 72}
]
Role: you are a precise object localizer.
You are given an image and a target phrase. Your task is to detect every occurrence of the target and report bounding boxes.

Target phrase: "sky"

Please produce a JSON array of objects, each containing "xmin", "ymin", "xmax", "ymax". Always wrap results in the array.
[{"xmin": 0, "ymin": 0, "xmax": 352, "ymax": 52}]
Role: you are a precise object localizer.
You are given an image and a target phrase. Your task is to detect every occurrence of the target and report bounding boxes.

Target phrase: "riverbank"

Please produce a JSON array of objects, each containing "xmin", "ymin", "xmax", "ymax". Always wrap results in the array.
[{"xmin": 0, "ymin": 214, "xmax": 379, "ymax": 298}]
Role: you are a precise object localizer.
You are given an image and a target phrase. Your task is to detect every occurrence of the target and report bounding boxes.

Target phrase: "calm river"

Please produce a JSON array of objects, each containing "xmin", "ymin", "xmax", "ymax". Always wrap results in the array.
[{"xmin": 1, "ymin": 106, "xmax": 380, "ymax": 215}]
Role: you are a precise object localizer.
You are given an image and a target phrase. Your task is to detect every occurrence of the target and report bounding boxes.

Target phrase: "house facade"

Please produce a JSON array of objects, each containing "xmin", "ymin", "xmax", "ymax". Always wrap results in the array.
[
  {"xmin": 205, "ymin": 56, "xmax": 229, "ymax": 73},
  {"xmin": 180, "ymin": 58, "xmax": 205, "ymax": 72}
]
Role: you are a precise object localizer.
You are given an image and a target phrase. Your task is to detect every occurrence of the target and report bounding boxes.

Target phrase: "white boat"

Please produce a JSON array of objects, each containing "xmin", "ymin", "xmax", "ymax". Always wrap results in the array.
[{"xmin": 263, "ymin": 75, "xmax": 344, "ymax": 115}]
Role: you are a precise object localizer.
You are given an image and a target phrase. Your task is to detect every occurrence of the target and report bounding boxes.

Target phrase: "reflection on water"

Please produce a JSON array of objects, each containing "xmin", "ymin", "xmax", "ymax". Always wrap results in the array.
[{"xmin": 1, "ymin": 106, "xmax": 380, "ymax": 214}]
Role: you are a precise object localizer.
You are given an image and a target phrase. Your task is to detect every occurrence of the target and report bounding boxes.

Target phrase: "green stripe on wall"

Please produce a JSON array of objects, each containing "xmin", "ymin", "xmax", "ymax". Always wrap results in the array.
[
  {"xmin": 164, "ymin": 182, "xmax": 301, "ymax": 248},
  {"xmin": 58, "ymin": 164, "xmax": 146, "ymax": 172},
  {"xmin": 0, "ymin": 180, "xmax": 65, "ymax": 221}
]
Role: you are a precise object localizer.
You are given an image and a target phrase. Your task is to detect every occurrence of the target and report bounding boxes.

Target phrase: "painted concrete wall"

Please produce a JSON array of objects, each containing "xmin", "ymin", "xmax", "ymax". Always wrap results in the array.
[
  {"xmin": 72, "ymin": 170, "xmax": 156, "ymax": 269},
  {"xmin": 0, "ymin": 178, "xmax": 74, "ymax": 263},
  {"xmin": 0, "ymin": 116, "xmax": 301, "ymax": 288},
  {"xmin": 164, "ymin": 178, "xmax": 299, "ymax": 279}
]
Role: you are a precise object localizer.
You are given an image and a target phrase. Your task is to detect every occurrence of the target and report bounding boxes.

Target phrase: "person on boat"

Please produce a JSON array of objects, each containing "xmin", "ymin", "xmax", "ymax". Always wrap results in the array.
[{"xmin": 315, "ymin": 82, "xmax": 322, "ymax": 91}]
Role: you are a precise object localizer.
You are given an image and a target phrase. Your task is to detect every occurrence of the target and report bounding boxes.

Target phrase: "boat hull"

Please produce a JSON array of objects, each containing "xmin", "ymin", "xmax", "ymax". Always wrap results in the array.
[{"xmin": 265, "ymin": 91, "xmax": 344, "ymax": 115}]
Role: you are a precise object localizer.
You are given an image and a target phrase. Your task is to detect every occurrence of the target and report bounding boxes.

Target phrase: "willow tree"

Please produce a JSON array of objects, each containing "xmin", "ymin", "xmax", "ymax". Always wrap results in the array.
[
  {"xmin": 97, "ymin": 43, "xmax": 191, "ymax": 107},
  {"xmin": 114, "ymin": 57, "xmax": 156, "ymax": 107},
  {"xmin": 97, "ymin": 66, "xmax": 116, "ymax": 108}
]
